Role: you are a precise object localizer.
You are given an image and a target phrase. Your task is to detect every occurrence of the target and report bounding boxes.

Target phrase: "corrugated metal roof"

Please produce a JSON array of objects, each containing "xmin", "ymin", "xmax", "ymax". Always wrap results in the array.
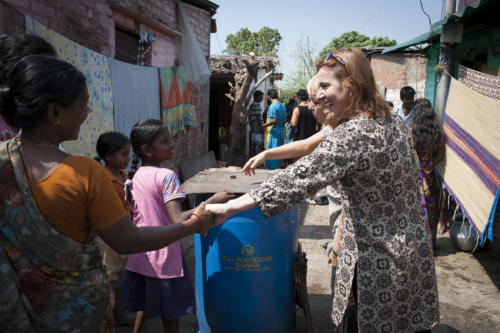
[{"xmin": 382, "ymin": 0, "xmax": 495, "ymax": 54}]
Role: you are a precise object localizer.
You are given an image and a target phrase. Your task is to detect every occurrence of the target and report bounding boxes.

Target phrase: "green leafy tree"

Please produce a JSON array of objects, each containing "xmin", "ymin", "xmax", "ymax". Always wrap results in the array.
[
  {"xmin": 224, "ymin": 27, "xmax": 282, "ymax": 57},
  {"xmin": 319, "ymin": 31, "xmax": 396, "ymax": 57}
]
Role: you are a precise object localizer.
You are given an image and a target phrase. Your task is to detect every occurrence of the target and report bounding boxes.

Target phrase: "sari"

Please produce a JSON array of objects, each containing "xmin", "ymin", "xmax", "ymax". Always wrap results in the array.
[{"xmin": 0, "ymin": 139, "xmax": 113, "ymax": 332}]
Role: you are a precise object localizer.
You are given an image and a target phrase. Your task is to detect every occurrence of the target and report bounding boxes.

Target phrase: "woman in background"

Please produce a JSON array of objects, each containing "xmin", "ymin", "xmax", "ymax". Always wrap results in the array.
[{"xmin": 262, "ymin": 88, "xmax": 286, "ymax": 170}]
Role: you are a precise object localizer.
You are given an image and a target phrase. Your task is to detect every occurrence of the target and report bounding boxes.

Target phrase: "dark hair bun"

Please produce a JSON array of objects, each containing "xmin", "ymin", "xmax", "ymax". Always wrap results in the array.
[
  {"xmin": 0, "ymin": 87, "xmax": 17, "ymax": 127},
  {"xmin": 1, "ymin": 55, "xmax": 86, "ymax": 129}
]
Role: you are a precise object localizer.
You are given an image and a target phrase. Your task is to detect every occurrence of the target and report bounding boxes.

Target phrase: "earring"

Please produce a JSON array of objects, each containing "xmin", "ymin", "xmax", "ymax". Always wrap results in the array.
[{"xmin": 349, "ymin": 92, "xmax": 352, "ymax": 97}]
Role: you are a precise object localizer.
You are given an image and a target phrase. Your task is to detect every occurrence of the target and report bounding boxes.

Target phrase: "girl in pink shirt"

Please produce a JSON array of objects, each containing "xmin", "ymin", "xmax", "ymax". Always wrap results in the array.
[{"xmin": 124, "ymin": 119, "xmax": 232, "ymax": 333}]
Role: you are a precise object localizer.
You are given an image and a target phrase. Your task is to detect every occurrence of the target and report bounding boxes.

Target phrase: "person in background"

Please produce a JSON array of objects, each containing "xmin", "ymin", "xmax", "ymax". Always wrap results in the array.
[
  {"xmin": 94, "ymin": 131, "xmax": 135, "ymax": 326},
  {"xmin": 123, "ymin": 119, "xmax": 234, "ymax": 333},
  {"xmin": 393, "ymin": 85, "xmax": 416, "ymax": 123},
  {"xmin": 291, "ymin": 89, "xmax": 317, "ymax": 141},
  {"xmin": 409, "ymin": 98, "xmax": 446, "ymax": 246},
  {"xmin": 0, "ymin": 34, "xmax": 57, "ymax": 141},
  {"xmin": 290, "ymin": 89, "xmax": 318, "ymax": 163},
  {"xmin": 0, "ymin": 55, "xmax": 215, "ymax": 332},
  {"xmin": 208, "ymin": 47, "xmax": 438, "ymax": 332},
  {"xmin": 262, "ymin": 88, "xmax": 286, "ymax": 170},
  {"xmin": 285, "ymin": 97, "xmax": 296, "ymax": 123},
  {"xmin": 247, "ymin": 90, "xmax": 264, "ymax": 157},
  {"xmin": 283, "ymin": 98, "xmax": 297, "ymax": 148}
]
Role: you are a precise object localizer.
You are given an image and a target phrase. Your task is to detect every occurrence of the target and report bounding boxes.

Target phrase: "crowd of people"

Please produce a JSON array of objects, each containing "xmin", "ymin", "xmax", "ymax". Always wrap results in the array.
[{"xmin": 0, "ymin": 33, "xmax": 446, "ymax": 332}]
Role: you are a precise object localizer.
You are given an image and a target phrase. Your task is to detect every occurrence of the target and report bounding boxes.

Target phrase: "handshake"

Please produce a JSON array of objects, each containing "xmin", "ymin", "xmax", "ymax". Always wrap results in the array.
[{"xmin": 189, "ymin": 190, "xmax": 236, "ymax": 236}]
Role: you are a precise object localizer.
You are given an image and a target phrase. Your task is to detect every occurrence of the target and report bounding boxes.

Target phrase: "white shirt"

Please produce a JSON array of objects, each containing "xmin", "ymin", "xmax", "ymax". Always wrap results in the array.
[{"xmin": 393, "ymin": 104, "xmax": 413, "ymax": 123}]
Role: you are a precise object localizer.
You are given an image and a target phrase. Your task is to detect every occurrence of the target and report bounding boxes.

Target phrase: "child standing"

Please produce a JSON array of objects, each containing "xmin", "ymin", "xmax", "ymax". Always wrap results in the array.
[
  {"xmin": 95, "ymin": 131, "xmax": 135, "ymax": 325},
  {"xmin": 124, "ymin": 119, "xmax": 232, "ymax": 333}
]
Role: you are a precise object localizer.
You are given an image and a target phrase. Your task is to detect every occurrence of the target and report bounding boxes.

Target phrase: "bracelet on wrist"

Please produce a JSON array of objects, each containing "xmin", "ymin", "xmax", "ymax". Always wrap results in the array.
[{"xmin": 190, "ymin": 213, "xmax": 203, "ymax": 233}]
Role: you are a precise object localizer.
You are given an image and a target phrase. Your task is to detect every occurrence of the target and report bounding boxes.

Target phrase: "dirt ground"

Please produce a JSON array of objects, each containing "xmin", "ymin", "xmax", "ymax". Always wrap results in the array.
[
  {"xmin": 295, "ymin": 203, "xmax": 500, "ymax": 333},
  {"xmin": 117, "ymin": 202, "xmax": 500, "ymax": 332}
]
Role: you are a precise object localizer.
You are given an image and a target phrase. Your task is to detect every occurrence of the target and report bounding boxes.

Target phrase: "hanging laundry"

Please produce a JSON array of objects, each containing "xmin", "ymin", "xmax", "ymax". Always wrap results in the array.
[
  {"xmin": 437, "ymin": 77, "xmax": 500, "ymax": 245},
  {"xmin": 25, "ymin": 16, "xmax": 114, "ymax": 157},
  {"xmin": 108, "ymin": 58, "xmax": 161, "ymax": 137},
  {"xmin": 159, "ymin": 67, "xmax": 197, "ymax": 138}
]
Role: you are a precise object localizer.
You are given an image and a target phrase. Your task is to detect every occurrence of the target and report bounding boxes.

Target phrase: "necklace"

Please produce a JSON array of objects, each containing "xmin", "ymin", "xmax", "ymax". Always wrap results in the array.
[{"xmin": 19, "ymin": 136, "xmax": 59, "ymax": 148}]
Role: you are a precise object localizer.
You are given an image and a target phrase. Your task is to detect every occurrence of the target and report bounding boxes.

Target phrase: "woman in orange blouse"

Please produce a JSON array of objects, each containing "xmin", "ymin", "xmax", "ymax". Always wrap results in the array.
[{"xmin": 0, "ymin": 55, "xmax": 216, "ymax": 332}]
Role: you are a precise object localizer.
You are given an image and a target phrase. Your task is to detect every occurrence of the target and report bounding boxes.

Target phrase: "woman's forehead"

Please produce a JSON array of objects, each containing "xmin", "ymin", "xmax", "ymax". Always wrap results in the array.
[{"xmin": 318, "ymin": 65, "xmax": 346, "ymax": 80}]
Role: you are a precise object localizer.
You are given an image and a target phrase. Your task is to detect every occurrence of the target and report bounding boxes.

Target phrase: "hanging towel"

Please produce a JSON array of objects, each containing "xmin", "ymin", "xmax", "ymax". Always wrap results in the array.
[
  {"xmin": 437, "ymin": 77, "xmax": 500, "ymax": 244},
  {"xmin": 25, "ymin": 16, "xmax": 114, "ymax": 157},
  {"xmin": 458, "ymin": 65, "xmax": 500, "ymax": 103},
  {"xmin": 158, "ymin": 67, "xmax": 197, "ymax": 138},
  {"xmin": 108, "ymin": 58, "xmax": 161, "ymax": 137}
]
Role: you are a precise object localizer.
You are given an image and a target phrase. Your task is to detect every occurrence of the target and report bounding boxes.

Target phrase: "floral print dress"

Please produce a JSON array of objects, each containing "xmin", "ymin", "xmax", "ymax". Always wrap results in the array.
[{"xmin": 250, "ymin": 114, "xmax": 439, "ymax": 332}]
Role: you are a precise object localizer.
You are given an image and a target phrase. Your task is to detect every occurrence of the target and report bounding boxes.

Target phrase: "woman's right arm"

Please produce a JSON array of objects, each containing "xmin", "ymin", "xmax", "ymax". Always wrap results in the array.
[
  {"xmin": 96, "ymin": 204, "xmax": 213, "ymax": 254},
  {"xmin": 242, "ymin": 132, "xmax": 324, "ymax": 175},
  {"xmin": 290, "ymin": 107, "xmax": 300, "ymax": 127}
]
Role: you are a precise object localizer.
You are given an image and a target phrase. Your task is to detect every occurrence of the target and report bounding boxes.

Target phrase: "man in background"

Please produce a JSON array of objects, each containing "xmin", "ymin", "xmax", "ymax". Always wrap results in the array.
[
  {"xmin": 393, "ymin": 86, "xmax": 416, "ymax": 123},
  {"xmin": 248, "ymin": 90, "xmax": 264, "ymax": 157}
]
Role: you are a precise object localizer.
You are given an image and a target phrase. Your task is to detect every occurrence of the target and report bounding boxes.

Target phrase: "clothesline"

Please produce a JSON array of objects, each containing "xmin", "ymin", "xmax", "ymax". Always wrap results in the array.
[{"xmin": 25, "ymin": 16, "xmax": 197, "ymax": 157}]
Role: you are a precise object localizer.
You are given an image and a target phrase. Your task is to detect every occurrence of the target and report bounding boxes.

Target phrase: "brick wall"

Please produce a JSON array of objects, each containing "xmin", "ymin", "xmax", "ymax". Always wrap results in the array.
[
  {"xmin": 0, "ymin": 0, "xmax": 213, "ymax": 172},
  {"xmin": 183, "ymin": 2, "xmax": 212, "ymax": 58},
  {"xmin": 370, "ymin": 53, "xmax": 427, "ymax": 107},
  {"xmin": 1, "ymin": 0, "xmax": 115, "ymax": 56}
]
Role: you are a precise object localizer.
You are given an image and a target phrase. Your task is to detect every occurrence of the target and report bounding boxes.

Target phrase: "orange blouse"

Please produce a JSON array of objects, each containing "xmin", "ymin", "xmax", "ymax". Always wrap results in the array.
[{"xmin": 30, "ymin": 156, "xmax": 127, "ymax": 243}]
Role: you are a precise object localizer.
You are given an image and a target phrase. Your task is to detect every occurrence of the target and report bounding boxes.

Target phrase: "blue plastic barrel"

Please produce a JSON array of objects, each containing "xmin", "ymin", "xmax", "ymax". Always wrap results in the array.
[{"xmin": 194, "ymin": 206, "xmax": 299, "ymax": 333}]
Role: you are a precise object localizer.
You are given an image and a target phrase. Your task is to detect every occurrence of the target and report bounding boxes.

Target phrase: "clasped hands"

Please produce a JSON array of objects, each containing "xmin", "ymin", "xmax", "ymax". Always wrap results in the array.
[{"xmin": 192, "ymin": 190, "xmax": 234, "ymax": 236}]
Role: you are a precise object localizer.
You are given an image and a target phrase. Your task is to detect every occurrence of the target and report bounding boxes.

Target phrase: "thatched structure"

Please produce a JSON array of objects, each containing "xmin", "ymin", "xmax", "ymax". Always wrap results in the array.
[{"xmin": 210, "ymin": 54, "xmax": 280, "ymax": 74}]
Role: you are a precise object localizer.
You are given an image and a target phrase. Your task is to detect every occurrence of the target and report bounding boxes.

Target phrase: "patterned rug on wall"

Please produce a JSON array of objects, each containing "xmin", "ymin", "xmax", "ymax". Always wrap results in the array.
[{"xmin": 458, "ymin": 64, "xmax": 500, "ymax": 103}]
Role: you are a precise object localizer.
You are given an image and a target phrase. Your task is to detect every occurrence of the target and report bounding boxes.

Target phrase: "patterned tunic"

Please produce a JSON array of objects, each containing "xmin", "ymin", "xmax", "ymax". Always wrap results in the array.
[{"xmin": 250, "ymin": 114, "xmax": 439, "ymax": 332}]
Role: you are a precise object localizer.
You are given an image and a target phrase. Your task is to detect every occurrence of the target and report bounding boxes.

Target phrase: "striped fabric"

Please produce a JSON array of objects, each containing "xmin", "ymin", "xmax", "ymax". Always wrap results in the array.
[{"xmin": 437, "ymin": 77, "xmax": 500, "ymax": 244}]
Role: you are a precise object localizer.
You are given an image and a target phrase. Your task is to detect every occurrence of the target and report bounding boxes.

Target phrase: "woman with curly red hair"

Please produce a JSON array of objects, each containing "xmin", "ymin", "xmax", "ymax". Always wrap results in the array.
[{"xmin": 208, "ymin": 47, "xmax": 438, "ymax": 332}]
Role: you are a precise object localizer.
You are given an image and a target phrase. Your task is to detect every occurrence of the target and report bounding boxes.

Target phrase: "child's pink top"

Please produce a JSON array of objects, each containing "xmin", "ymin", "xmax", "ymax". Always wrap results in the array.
[{"xmin": 126, "ymin": 166, "xmax": 186, "ymax": 279}]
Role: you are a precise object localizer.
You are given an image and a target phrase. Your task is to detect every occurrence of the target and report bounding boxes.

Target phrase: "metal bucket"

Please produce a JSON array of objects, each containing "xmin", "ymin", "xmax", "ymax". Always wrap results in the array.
[{"xmin": 449, "ymin": 213, "xmax": 478, "ymax": 252}]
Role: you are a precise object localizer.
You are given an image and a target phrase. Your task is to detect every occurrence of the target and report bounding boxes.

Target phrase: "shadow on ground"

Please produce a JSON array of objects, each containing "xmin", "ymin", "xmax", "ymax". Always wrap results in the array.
[{"xmin": 474, "ymin": 237, "xmax": 500, "ymax": 291}]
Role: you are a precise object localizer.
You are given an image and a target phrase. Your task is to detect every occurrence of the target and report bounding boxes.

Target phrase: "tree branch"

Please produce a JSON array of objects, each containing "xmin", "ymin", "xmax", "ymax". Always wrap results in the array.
[{"xmin": 244, "ymin": 69, "xmax": 274, "ymax": 109}]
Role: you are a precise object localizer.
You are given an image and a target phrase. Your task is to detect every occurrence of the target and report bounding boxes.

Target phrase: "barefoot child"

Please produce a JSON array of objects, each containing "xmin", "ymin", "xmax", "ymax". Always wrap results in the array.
[
  {"xmin": 124, "ymin": 119, "xmax": 233, "ymax": 333},
  {"xmin": 95, "ymin": 131, "xmax": 135, "ymax": 325}
]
